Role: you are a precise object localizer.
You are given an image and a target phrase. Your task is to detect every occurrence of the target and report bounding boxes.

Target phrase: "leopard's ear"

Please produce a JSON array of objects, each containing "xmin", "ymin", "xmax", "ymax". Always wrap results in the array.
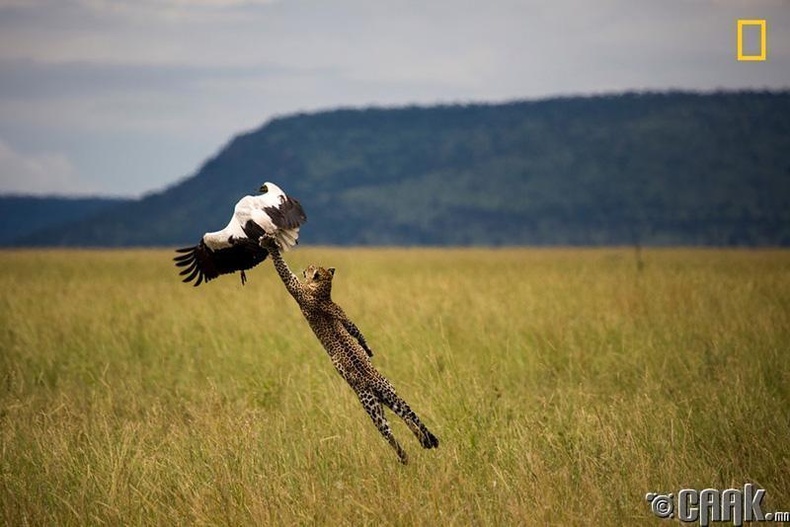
[{"xmin": 327, "ymin": 267, "xmax": 336, "ymax": 276}]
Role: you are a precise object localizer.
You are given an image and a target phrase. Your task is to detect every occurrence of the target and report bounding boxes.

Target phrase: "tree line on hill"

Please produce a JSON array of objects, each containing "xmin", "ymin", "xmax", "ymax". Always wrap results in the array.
[{"xmin": 3, "ymin": 90, "xmax": 789, "ymax": 247}]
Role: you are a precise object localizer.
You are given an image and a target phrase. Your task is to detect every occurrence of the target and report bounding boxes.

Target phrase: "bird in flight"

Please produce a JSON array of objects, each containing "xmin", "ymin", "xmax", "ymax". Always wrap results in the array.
[{"xmin": 174, "ymin": 182, "xmax": 306, "ymax": 286}]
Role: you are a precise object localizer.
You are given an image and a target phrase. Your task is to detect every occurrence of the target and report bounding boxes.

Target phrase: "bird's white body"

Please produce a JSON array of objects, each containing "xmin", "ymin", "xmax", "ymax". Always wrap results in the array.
[{"xmin": 203, "ymin": 182, "xmax": 300, "ymax": 251}]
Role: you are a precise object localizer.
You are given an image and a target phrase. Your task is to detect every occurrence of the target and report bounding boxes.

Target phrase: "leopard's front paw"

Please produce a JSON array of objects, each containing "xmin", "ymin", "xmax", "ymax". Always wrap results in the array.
[{"xmin": 259, "ymin": 233, "xmax": 279, "ymax": 250}]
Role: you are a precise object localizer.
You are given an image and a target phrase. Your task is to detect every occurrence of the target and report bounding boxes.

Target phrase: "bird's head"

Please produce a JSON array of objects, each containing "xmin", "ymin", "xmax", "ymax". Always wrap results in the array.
[
  {"xmin": 258, "ymin": 181, "xmax": 284, "ymax": 195},
  {"xmin": 303, "ymin": 264, "xmax": 335, "ymax": 298}
]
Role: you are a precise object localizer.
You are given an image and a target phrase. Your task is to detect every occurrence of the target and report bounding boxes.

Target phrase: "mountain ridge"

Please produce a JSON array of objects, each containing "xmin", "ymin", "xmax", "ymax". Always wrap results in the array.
[
  {"xmin": 6, "ymin": 90, "xmax": 790, "ymax": 247},
  {"xmin": 0, "ymin": 195, "xmax": 132, "ymax": 245}
]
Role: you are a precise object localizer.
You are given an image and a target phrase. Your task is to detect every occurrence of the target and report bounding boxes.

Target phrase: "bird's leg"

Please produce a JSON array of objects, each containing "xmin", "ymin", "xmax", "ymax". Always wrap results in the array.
[{"xmin": 240, "ymin": 270, "xmax": 247, "ymax": 286}]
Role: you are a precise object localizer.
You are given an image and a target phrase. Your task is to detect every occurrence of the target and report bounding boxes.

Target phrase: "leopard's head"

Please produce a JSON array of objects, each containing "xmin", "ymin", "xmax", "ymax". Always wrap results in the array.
[{"xmin": 303, "ymin": 264, "xmax": 335, "ymax": 298}]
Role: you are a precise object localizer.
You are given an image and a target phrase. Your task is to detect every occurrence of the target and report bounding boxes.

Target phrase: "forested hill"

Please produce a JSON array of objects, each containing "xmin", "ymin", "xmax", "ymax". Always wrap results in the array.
[
  {"xmin": 0, "ymin": 196, "xmax": 131, "ymax": 245},
  {"xmin": 11, "ymin": 91, "xmax": 790, "ymax": 247}
]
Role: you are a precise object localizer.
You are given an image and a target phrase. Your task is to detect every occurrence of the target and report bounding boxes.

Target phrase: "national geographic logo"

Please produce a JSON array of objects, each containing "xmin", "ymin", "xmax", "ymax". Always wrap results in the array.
[{"xmin": 737, "ymin": 19, "xmax": 767, "ymax": 61}]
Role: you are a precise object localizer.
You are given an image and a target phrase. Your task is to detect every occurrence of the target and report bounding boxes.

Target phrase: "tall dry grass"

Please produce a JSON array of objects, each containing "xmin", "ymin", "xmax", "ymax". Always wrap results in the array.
[{"xmin": 1, "ymin": 248, "xmax": 788, "ymax": 525}]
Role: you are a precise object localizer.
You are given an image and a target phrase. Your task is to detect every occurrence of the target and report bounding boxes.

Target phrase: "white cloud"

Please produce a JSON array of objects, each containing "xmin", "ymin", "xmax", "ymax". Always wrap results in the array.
[
  {"xmin": 79, "ymin": 0, "xmax": 278, "ymax": 7},
  {"xmin": 0, "ymin": 0, "xmax": 788, "ymax": 197},
  {"xmin": 0, "ymin": 140, "xmax": 95, "ymax": 195},
  {"xmin": 0, "ymin": 0, "xmax": 48, "ymax": 6},
  {"xmin": 73, "ymin": 0, "xmax": 281, "ymax": 22}
]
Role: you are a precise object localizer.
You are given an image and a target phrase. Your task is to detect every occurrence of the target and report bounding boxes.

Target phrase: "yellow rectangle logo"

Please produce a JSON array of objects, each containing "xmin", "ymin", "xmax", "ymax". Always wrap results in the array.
[{"xmin": 737, "ymin": 19, "xmax": 767, "ymax": 61}]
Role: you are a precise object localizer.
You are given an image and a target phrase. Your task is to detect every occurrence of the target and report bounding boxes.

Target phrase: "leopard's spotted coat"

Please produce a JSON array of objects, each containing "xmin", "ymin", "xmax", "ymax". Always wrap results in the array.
[{"xmin": 261, "ymin": 236, "xmax": 438, "ymax": 464}]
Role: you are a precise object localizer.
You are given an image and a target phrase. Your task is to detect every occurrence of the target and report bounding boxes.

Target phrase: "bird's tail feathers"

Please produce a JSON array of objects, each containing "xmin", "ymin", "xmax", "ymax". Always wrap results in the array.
[{"xmin": 275, "ymin": 228, "xmax": 300, "ymax": 251}]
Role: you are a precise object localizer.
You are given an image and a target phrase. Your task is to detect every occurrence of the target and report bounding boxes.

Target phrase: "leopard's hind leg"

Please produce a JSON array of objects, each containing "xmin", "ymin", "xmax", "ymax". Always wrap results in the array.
[
  {"xmin": 378, "ymin": 384, "xmax": 439, "ymax": 449},
  {"xmin": 357, "ymin": 390, "xmax": 409, "ymax": 464}
]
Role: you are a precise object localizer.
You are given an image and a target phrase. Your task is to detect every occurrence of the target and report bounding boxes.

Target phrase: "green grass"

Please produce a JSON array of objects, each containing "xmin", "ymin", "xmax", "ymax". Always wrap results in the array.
[{"xmin": 1, "ymin": 248, "xmax": 788, "ymax": 525}]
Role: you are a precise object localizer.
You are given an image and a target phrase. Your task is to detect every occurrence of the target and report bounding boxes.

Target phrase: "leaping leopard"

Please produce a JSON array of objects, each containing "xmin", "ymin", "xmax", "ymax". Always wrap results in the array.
[{"xmin": 258, "ymin": 234, "xmax": 439, "ymax": 464}]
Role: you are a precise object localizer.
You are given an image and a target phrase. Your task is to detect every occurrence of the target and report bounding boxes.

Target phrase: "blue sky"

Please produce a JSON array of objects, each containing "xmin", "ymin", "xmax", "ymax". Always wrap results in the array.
[{"xmin": 0, "ymin": 0, "xmax": 788, "ymax": 197}]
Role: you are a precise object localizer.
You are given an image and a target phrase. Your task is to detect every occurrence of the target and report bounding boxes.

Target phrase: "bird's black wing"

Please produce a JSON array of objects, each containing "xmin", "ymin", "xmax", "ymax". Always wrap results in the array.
[
  {"xmin": 241, "ymin": 219, "xmax": 266, "ymax": 240},
  {"xmin": 174, "ymin": 238, "xmax": 268, "ymax": 287},
  {"xmin": 263, "ymin": 196, "xmax": 307, "ymax": 229}
]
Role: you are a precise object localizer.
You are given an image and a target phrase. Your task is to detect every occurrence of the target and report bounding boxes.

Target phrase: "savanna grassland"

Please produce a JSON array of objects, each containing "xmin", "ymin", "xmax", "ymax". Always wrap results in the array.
[{"xmin": 1, "ymin": 248, "xmax": 788, "ymax": 526}]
